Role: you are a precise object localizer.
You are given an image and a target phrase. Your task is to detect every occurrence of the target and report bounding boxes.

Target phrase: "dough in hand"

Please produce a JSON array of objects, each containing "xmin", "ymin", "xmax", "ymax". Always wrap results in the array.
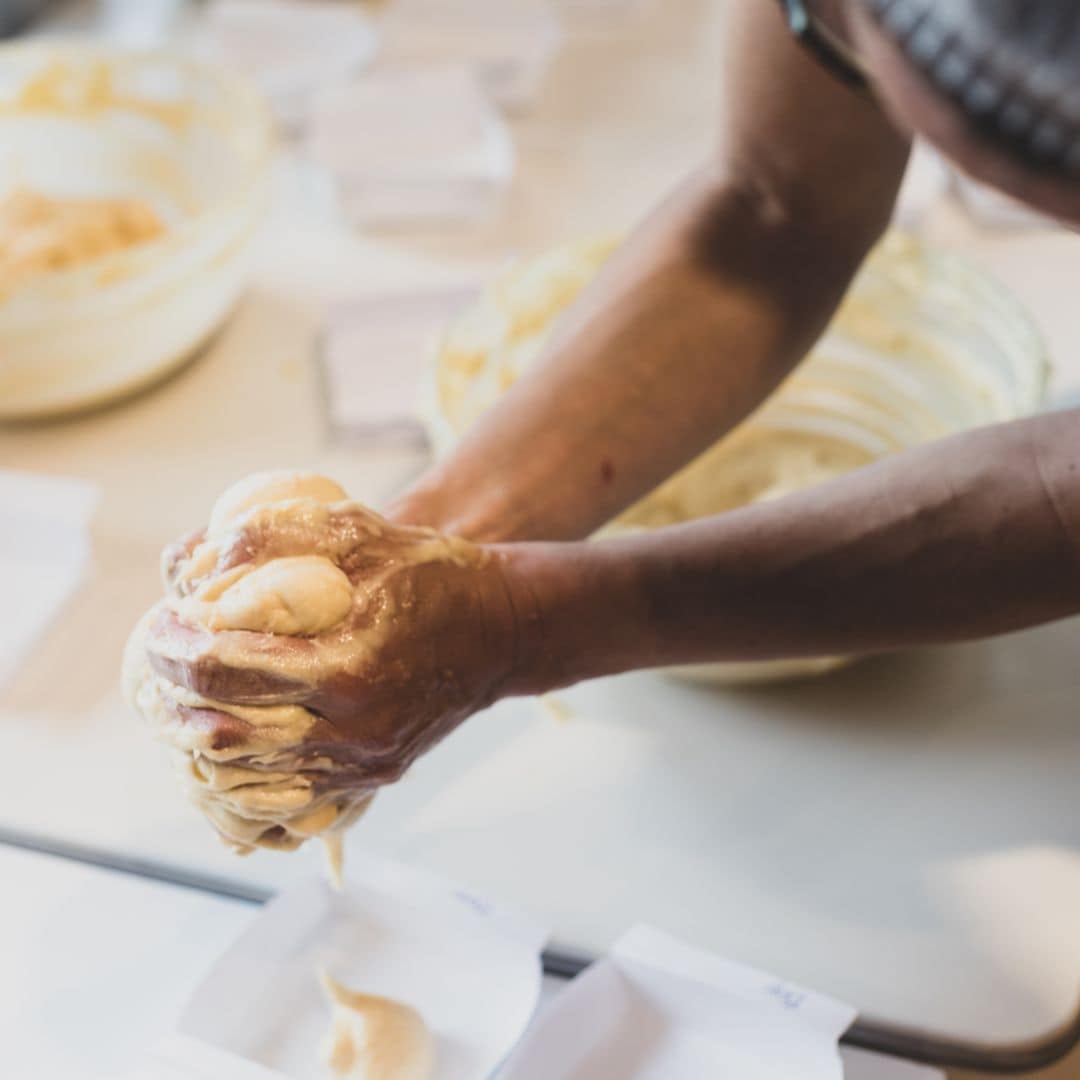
[
  {"xmin": 182, "ymin": 554, "xmax": 354, "ymax": 635},
  {"xmin": 125, "ymin": 470, "xmax": 476, "ymax": 861},
  {"xmin": 207, "ymin": 471, "xmax": 348, "ymax": 535},
  {"xmin": 179, "ymin": 471, "xmax": 355, "ymax": 637},
  {"xmin": 124, "ymin": 471, "xmax": 371, "ymax": 857},
  {"xmin": 321, "ymin": 970, "xmax": 435, "ymax": 1080}
]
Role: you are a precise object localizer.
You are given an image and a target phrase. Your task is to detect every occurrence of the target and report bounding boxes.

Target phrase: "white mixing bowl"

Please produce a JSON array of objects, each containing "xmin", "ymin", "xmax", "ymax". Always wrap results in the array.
[{"xmin": 0, "ymin": 45, "xmax": 273, "ymax": 418}]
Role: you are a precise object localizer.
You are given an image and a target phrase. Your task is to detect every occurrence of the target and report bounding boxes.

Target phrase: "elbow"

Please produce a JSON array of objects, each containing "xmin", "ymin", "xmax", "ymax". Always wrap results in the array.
[{"xmin": 686, "ymin": 164, "xmax": 894, "ymax": 293}]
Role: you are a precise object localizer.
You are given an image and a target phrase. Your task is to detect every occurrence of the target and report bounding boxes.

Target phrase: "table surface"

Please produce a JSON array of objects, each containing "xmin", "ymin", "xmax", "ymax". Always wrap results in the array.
[
  {"xmin": 0, "ymin": 845, "xmax": 941, "ymax": 1079},
  {"xmin": 2, "ymin": 0, "xmax": 1080, "ymax": 1058}
]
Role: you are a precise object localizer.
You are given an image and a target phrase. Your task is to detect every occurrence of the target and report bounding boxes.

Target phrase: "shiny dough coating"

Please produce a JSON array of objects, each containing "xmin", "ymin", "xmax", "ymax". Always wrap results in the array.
[{"xmin": 123, "ymin": 472, "xmax": 390, "ymax": 856}]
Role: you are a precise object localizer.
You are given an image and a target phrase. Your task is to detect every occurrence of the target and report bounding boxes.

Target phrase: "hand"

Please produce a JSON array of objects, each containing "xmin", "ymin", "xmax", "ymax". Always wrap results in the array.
[{"xmin": 146, "ymin": 497, "xmax": 522, "ymax": 789}]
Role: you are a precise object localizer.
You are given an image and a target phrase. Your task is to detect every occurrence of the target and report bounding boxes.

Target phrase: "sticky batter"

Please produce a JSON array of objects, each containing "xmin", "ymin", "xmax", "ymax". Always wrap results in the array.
[
  {"xmin": 124, "ymin": 471, "xmax": 479, "ymax": 862},
  {"xmin": 0, "ymin": 188, "xmax": 164, "ymax": 298},
  {"xmin": 321, "ymin": 971, "xmax": 435, "ymax": 1080},
  {"xmin": 124, "ymin": 473, "xmax": 370, "ymax": 857},
  {"xmin": 177, "ymin": 555, "xmax": 355, "ymax": 636}
]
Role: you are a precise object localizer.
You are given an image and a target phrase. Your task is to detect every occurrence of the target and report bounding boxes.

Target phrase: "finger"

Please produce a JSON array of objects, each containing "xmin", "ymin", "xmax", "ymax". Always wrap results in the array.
[
  {"xmin": 146, "ymin": 607, "xmax": 317, "ymax": 706},
  {"xmin": 150, "ymin": 678, "xmax": 390, "ymax": 791},
  {"xmin": 161, "ymin": 528, "xmax": 206, "ymax": 594},
  {"xmin": 164, "ymin": 697, "xmax": 260, "ymax": 756}
]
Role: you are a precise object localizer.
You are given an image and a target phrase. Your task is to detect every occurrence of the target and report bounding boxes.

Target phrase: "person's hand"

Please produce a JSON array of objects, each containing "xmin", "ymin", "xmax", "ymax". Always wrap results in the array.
[{"xmin": 143, "ymin": 486, "xmax": 522, "ymax": 794}]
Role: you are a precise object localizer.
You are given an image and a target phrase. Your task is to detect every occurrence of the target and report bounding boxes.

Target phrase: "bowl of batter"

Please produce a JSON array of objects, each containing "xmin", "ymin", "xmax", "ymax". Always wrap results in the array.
[{"xmin": 0, "ymin": 45, "xmax": 272, "ymax": 418}]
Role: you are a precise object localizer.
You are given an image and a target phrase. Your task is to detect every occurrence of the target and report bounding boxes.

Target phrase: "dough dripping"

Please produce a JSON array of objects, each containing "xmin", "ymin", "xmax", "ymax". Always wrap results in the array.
[{"xmin": 321, "ymin": 971, "xmax": 434, "ymax": 1080}]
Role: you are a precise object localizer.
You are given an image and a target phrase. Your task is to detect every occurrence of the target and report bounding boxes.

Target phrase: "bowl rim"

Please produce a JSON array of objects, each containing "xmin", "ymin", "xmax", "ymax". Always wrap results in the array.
[{"xmin": 0, "ymin": 41, "xmax": 275, "ymax": 303}]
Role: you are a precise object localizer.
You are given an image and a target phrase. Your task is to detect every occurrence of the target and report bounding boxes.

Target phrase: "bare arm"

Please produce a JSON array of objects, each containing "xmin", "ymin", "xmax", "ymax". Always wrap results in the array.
[
  {"xmin": 145, "ymin": 409, "xmax": 1080, "ymax": 801},
  {"xmin": 391, "ymin": 2, "xmax": 910, "ymax": 542},
  {"xmin": 497, "ymin": 410, "xmax": 1080, "ymax": 692}
]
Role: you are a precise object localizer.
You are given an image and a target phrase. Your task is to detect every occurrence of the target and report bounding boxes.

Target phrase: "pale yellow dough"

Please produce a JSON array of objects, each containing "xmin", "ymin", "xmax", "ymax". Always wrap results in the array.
[
  {"xmin": 124, "ymin": 470, "xmax": 477, "ymax": 861},
  {"xmin": 176, "ymin": 471, "xmax": 356, "ymax": 638},
  {"xmin": 180, "ymin": 555, "xmax": 354, "ymax": 636},
  {"xmin": 0, "ymin": 188, "xmax": 164, "ymax": 298},
  {"xmin": 124, "ymin": 471, "xmax": 370, "ymax": 857},
  {"xmin": 321, "ymin": 971, "xmax": 435, "ymax": 1080},
  {"xmin": 207, "ymin": 471, "xmax": 348, "ymax": 535}
]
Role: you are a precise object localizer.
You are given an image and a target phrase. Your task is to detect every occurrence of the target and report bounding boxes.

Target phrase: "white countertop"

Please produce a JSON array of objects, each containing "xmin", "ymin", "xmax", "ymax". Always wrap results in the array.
[
  {"xmin": 0, "ymin": 845, "xmax": 941, "ymax": 1079},
  {"xmin": 1, "ymin": 0, "xmax": 1079, "ymax": 1059}
]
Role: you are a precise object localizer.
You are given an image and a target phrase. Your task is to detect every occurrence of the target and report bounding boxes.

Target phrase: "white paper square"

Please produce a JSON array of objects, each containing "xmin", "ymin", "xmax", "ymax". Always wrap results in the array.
[
  {"xmin": 320, "ymin": 286, "xmax": 478, "ymax": 444},
  {"xmin": 199, "ymin": 0, "xmax": 378, "ymax": 129},
  {"xmin": 382, "ymin": 0, "xmax": 562, "ymax": 111},
  {"xmin": 309, "ymin": 65, "xmax": 514, "ymax": 226},
  {"xmin": 168, "ymin": 856, "xmax": 546, "ymax": 1079},
  {"xmin": 499, "ymin": 925, "xmax": 857, "ymax": 1080}
]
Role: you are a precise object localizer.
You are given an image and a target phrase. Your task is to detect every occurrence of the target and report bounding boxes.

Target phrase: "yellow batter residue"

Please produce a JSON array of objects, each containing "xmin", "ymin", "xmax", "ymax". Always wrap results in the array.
[
  {"xmin": 0, "ymin": 58, "xmax": 195, "ymax": 130},
  {"xmin": 0, "ymin": 188, "xmax": 164, "ymax": 298},
  {"xmin": 321, "ymin": 971, "xmax": 435, "ymax": 1080}
]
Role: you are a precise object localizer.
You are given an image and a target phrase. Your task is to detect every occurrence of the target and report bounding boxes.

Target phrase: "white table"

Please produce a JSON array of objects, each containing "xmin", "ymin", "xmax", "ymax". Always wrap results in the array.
[
  {"xmin": 0, "ymin": 844, "xmax": 941, "ymax": 1079},
  {"xmin": 1, "ymin": 0, "xmax": 1079, "ymax": 1072}
]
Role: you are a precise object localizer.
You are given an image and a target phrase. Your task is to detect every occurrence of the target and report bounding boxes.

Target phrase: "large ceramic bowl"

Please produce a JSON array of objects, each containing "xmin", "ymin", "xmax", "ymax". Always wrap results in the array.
[
  {"xmin": 0, "ymin": 45, "xmax": 272, "ymax": 418},
  {"xmin": 426, "ymin": 232, "xmax": 1049, "ymax": 683}
]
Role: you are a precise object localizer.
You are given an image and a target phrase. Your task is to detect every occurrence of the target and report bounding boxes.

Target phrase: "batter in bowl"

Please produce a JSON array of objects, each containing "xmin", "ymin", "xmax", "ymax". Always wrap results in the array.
[
  {"xmin": 321, "ymin": 971, "xmax": 434, "ymax": 1080},
  {"xmin": 0, "ymin": 188, "xmax": 163, "ymax": 298}
]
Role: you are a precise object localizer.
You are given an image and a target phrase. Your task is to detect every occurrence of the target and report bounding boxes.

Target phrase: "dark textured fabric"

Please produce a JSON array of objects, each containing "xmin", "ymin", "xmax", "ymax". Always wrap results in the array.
[
  {"xmin": 862, "ymin": 0, "xmax": 1080, "ymax": 173},
  {"xmin": 0, "ymin": 0, "xmax": 58, "ymax": 37}
]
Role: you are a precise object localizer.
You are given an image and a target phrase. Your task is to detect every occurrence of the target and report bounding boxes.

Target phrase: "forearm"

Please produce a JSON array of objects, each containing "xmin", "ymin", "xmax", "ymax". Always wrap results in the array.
[
  {"xmin": 391, "ymin": 3, "xmax": 909, "ymax": 544},
  {"xmin": 393, "ymin": 168, "xmax": 892, "ymax": 542},
  {"xmin": 497, "ymin": 410, "xmax": 1080, "ymax": 693}
]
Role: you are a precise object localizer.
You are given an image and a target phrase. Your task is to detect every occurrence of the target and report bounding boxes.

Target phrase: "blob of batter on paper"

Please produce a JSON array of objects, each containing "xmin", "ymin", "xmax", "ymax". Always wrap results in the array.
[{"xmin": 321, "ymin": 970, "xmax": 435, "ymax": 1080}]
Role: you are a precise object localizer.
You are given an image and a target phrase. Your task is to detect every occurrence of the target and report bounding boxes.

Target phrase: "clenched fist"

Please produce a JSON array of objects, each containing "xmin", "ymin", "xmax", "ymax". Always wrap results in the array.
[{"xmin": 124, "ymin": 472, "xmax": 521, "ymax": 855}]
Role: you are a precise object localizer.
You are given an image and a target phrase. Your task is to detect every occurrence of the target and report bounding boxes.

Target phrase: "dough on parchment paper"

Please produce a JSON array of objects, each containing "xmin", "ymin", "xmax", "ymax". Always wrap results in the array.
[{"xmin": 321, "ymin": 970, "xmax": 435, "ymax": 1080}]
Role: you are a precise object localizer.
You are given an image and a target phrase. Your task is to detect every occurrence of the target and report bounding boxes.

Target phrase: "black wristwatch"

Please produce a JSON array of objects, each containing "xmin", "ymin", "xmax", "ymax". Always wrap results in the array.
[{"xmin": 776, "ymin": 0, "xmax": 870, "ymax": 89}]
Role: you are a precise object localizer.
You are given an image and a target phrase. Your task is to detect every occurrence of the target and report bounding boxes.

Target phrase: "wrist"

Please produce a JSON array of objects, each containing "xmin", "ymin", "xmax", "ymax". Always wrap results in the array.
[{"xmin": 488, "ymin": 540, "xmax": 653, "ymax": 698}]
